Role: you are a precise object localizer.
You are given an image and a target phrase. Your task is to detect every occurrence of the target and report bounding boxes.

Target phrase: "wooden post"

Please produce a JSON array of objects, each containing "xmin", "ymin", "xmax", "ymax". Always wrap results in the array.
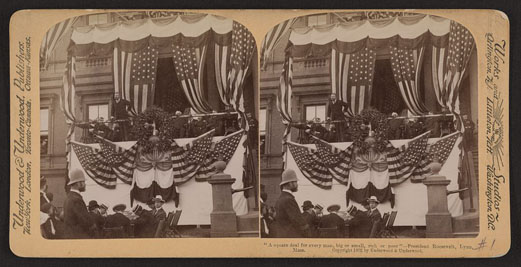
[
  {"xmin": 422, "ymin": 159, "xmax": 453, "ymax": 238},
  {"xmin": 208, "ymin": 161, "xmax": 238, "ymax": 237}
]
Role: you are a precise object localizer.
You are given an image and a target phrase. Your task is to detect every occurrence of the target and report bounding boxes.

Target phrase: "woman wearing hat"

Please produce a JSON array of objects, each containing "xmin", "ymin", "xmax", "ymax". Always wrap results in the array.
[
  {"xmin": 273, "ymin": 169, "xmax": 309, "ymax": 238},
  {"xmin": 318, "ymin": 204, "xmax": 345, "ymax": 238}
]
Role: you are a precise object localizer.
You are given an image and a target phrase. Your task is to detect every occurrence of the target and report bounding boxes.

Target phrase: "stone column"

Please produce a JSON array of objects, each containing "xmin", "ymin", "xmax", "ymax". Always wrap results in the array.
[
  {"xmin": 423, "ymin": 160, "xmax": 453, "ymax": 238},
  {"xmin": 208, "ymin": 161, "xmax": 238, "ymax": 237}
]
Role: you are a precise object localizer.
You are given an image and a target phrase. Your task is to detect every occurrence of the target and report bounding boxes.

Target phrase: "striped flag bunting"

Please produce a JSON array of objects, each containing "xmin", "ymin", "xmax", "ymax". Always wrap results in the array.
[
  {"xmin": 330, "ymin": 47, "xmax": 376, "ymax": 116},
  {"xmin": 196, "ymin": 130, "xmax": 245, "ymax": 179},
  {"xmin": 287, "ymin": 141, "xmax": 331, "ymax": 189},
  {"xmin": 410, "ymin": 131, "xmax": 461, "ymax": 182},
  {"xmin": 260, "ymin": 18, "xmax": 296, "ymax": 69},
  {"xmin": 113, "ymin": 45, "xmax": 159, "ymax": 115},
  {"xmin": 311, "ymin": 136, "xmax": 352, "ymax": 185},
  {"xmin": 41, "ymin": 17, "xmax": 77, "ymax": 69},
  {"xmin": 97, "ymin": 137, "xmax": 138, "ymax": 184},
  {"xmin": 389, "ymin": 42, "xmax": 429, "ymax": 116},
  {"xmin": 71, "ymin": 142, "xmax": 117, "ymax": 189}
]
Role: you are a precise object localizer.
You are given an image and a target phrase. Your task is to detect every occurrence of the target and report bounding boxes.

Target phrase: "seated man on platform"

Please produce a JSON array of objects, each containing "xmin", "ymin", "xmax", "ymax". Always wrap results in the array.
[
  {"xmin": 301, "ymin": 200, "xmax": 318, "ymax": 237},
  {"xmin": 104, "ymin": 204, "xmax": 131, "ymax": 237},
  {"xmin": 318, "ymin": 204, "xmax": 345, "ymax": 238},
  {"xmin": 152, "ymin": 195, "xmax": 167, "ymax": 222}
]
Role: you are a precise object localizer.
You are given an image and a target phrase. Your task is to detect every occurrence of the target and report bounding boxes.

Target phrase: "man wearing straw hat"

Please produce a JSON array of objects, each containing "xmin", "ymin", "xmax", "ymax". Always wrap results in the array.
[
  {"xmin": 273, "ymin": 169, "xmax": 309, "ymax": 238},
  {"xmin": 152, "ymin": 195, "xmax": 167, "ymax": 222},
  {"xmin": 63, "ymin": 169, "xmax": 95, "ymax": 239}
]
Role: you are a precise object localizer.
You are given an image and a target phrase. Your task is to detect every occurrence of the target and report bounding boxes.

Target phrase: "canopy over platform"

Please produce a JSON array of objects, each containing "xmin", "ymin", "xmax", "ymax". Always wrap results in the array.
[
  {"xmin": 69, "ymin": 14, "xmax": 233, "ymax": 56},
  {"xmin": 287, "ymin": 15, "xmax": 450, "ymax": 57}
]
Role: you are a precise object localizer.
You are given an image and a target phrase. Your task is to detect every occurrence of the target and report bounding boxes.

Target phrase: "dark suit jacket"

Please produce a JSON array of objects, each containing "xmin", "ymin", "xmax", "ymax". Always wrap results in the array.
[
  {"xmin": 327, "ymin": 100, "xmax": 350, "ymax": 121},
  {"xmin": 134, "ymin": 210, "xmax": 156, "ymax": 238},
  {"xmin": 111, "ymin": 99, "xmax": 132, "ymax": 119},
  {"xmin": 302, "ymin": 211, "xmax": 319, "ymax": 237},
  {"xmin": 153, "ymin": 208, "xmax": 167, "ymax": 222},
  {"xmin": 273, "ymin": 191, "xmax": 309, "ymax": 238},
  {"xmin": 63, "ymin": 191, "xmax": 94, "ymax": 239},
  {"xmin": 105, "ymin": 213, "xmax": 131, "ymax": 233},
  {"xmin": 319, "ymin": 213, "xmax": 345, "ymax": 237},
  {"xmin": 89, "ymin": 211, "xmax": 105, "ymax": 230}
]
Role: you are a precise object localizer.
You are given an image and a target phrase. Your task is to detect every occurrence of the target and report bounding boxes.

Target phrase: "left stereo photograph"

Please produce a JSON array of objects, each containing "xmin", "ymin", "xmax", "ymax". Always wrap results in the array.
[{"xmin": 39, "ymin": 11, "xmax": 259, "ymax": 239}]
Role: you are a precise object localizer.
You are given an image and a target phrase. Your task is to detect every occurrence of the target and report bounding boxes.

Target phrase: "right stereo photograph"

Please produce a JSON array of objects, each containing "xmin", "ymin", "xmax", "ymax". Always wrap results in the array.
[{"xmin": 259, "ymin": 11, "xmax": 478, "ymax": 239}]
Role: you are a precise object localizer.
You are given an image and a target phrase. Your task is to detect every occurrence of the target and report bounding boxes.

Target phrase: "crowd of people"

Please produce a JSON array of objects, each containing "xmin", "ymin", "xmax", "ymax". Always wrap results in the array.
[
  {"xmin": 40, "ymin": 170, "xmax": 171, "ymax": 239},
  {"xmin": 261, "ymin": 169, "xmax": 385, "ymax": 239}
]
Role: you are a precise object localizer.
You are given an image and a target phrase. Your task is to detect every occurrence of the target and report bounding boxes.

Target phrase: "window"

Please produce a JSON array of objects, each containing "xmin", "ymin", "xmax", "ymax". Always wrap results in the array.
[
  {"xmin": 259, "ymin": 108, "xmax": 267, "ymax": 154},
  {"xmin": 88, "ymin": 104, "xmax": 109, "ymax": 121},
  {"xmin": 40, "ymin": 108, "xmax": 49, "ymax": 155},
  {"xmin": 87, "ymin": 14, "xmax": 109, "ymax": 26},
  {"xmin": 307, "ymin": 14, "xmax": 327, "ymax": 27},
  {"xmin": 305, "ymin": 104, "xmax": 326, "ymax": 122}
]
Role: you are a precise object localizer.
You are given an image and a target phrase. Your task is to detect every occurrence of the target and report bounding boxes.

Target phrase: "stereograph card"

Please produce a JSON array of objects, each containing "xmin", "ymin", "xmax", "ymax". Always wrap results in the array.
[{"xmin": 9, "ymin": 9, "xmax": 510, "ymax": 258}]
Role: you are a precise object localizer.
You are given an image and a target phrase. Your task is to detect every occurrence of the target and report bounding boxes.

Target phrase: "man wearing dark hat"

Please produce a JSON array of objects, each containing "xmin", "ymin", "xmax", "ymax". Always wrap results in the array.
[
  {"xmin": 273, "ymin": 169, "xmax": 309, "ymax": 238},
  {"xmin": 318, "ymin": 204, "xmax": 345, "ymax": 238},
  {"xmin": 63, "ymin": 169, "xmax": 96, "ymax": 239},
  {"xmin": 301, "ymin": 200, "xmax": 318, "ymax": 237},
  {"xmin": 104, "ymin": 204, "xmax": 131, "ymax": 237},
  {"xmin": 88, "ymin": 200, "xmax": 105, "ymax": 236}
]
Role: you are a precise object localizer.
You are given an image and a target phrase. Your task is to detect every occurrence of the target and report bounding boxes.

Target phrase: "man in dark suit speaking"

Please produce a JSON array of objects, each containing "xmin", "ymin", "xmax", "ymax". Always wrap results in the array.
[
  {"xmin": 111, "ymin": 91, "xmax": 133, "ymax": 141},
  {"xmin": 326, "ymin": 93, "xmax": 350, "ymax": 142}
]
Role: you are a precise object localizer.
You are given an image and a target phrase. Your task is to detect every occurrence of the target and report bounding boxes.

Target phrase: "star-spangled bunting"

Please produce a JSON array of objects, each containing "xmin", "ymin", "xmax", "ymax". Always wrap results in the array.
[
  {"xmin": 71, "ymin": 142, "xmax": 117, "ymax": 189},
  {"xmin": 196, "ymin": 130, "xmax": 245, "ymax": 179},
  {"xmin": 185, "ymin": 129, "xmax": 215, "ymax": 164},
  {"xmin": 287, "ymin": 142, "xmax": 331, "ymax": 189},
  {"xmin": 98, "ymin": 137, "xmax": 138, "ymax": 184},
  {"xmin": 312, "ymin": 136, "xmax": 352, "ymax": 185}
]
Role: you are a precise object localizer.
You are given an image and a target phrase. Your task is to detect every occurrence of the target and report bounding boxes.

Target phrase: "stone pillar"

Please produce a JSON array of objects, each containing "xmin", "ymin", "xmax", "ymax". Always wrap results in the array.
[
  {"xmin": 423, "ymin": 160, "xmax": 453, "ymax": 238},
  {"xmin": 208, "ymin": 161, "xmax": 238, "ymax": 237}
]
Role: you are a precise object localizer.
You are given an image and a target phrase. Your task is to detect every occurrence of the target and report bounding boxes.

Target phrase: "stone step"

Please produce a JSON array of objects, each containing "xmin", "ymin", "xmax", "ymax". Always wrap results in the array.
[
  {"xmin": 237, "ymin": 212, "xmax": 259, "ymax": 232},
  {"xmin": 237, "ymin": 230, "xmax": 260, "ymax": 237},
  {"xmin": 452, "ymin": 212, "xmax": 479, "ymax": 233}
]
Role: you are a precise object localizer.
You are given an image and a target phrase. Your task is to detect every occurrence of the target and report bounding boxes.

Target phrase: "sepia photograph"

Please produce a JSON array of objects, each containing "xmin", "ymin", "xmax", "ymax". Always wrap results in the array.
[
  {"xmin": 260, "ymin": 11, "xmax": 479, "ymax": 239},
  {"xmin": 39, "ymin": 11, "xmax": 259, "ymax": 239}
]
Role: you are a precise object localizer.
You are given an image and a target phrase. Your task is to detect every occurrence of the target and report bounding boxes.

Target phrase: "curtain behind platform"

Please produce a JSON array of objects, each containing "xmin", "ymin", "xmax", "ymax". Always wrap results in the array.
[{"xmin": 154, "ymin": 58, "xmax": 191, "ymax": 113}]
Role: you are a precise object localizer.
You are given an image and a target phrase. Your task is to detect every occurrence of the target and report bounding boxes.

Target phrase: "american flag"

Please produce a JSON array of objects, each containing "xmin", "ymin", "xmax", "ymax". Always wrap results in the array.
[
  {"xmin": 98, "ymin": 137, "xmax": 137, "ymax": 184},
  {"xmin": 215, "ymin": 22, "xmax": 256, "ymax": 112},
  {"xmin": 432, "ymin": 21, "xmax": 475, "ymax": 131},
  {"xmin": 196, "ymin": 130, "xmax": 244, "ymax": 179},
  {"xmin": 312, "ymin": 136, "xmax": 352, "ymax": 185},
  {"xmin": 41, "ymin": 17, "xmax": 78, "ymax": 69},
  {"xmin": 113, "ymin": 45, "xmax": 159, "ymax": 115},
  {"xmin": 387, "ymin": 131, "xmax": 430, "ymax": 184},
  {"xmin": 410, "ymin": 132, "xmax": 461, "ymax": 181},
  {"xmin": 389, "ymin": 43, "xmax": 428, "ymax": 115},
  {"xmin": 185, "ymin": 129, "xmax": 215, "ymax": 164},
  {"xmin": 172, "ymin": 44, "xmax": 212, "ymax": 114},
  {"xmin": 277, "ymin": 56, "xmax": 293, "ymax": 126},
  {"xmin": 260, "ymin": 18, "xmax": 296, "ymax": 69},
  {"xmin": 71, "ymin": 142, "xmax": 117, "ymax": 189},
  {"xmin": 287, "ymin": 142, "xmax": 332, "ymax": 189},
  {"xmin": 331, "ymin": 47, "xmax": 376, "ymax": 116}
]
